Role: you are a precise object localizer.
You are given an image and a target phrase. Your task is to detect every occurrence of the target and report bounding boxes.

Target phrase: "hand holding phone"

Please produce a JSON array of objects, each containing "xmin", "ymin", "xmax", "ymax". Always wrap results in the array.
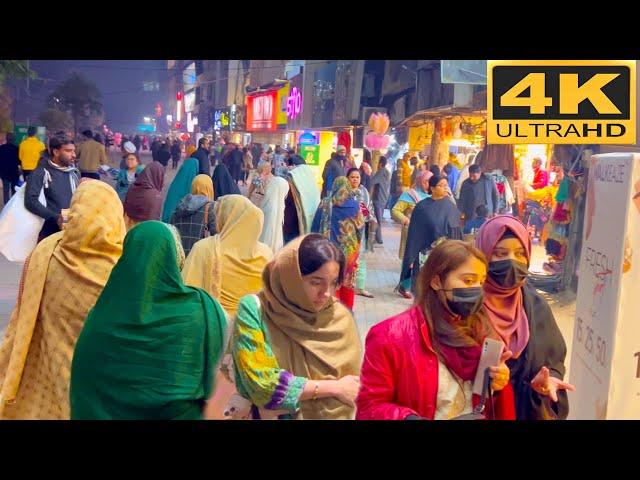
[{"xmin": 473, "ymin": 338, "xmax": 505, "ymax": 395}]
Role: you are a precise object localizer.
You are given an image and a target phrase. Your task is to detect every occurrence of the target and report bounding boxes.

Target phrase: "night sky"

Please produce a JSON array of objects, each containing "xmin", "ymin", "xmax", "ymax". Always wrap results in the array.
[{"xmin": 16, "ymin": 60, "xmax": 168, "ymax": 133}]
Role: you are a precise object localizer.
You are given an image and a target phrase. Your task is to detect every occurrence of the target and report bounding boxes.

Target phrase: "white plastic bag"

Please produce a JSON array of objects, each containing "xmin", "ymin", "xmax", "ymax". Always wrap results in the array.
[{"xmin": 0, "ymin": 184, "xmax": 46, "ymax": 262}]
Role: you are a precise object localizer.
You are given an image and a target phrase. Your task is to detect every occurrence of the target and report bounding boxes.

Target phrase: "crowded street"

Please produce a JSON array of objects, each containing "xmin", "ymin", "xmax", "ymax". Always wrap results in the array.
[{"xmin": 0, "ymin": 59, "xmax": 637, "ymax": 421}]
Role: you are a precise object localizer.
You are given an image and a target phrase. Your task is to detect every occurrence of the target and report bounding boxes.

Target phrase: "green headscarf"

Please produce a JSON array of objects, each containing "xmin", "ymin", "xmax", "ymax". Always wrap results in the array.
[
  {"xmin": 70, "ymin": 221, "xmax": 227, "ymax": 420},
  {"xmin": 161, "ymin": 158, "xmax": 199, "ymax": 222}
]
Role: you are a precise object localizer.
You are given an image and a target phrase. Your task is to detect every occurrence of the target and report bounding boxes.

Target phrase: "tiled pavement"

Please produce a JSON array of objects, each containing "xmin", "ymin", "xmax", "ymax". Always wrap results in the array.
[{"xmin": 0, "ymin": 156, "xmax": 577, "ymax": 375}]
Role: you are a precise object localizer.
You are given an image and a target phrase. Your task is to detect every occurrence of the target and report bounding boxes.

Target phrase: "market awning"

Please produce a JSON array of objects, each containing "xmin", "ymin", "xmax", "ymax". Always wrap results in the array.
[{"xmin": 397, "ymin": 104, "xmax": 487, "ymax": 128}]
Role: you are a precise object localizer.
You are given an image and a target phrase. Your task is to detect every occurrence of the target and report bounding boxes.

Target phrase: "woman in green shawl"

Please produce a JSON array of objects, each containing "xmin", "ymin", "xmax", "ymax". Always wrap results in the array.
[
  {"xmin": 70, "ymin": 221, "xmax": 227, "ymax": 420},
  {"xmin": 161, "ymin": 157, "xmax": 199, "ymax": 222}
]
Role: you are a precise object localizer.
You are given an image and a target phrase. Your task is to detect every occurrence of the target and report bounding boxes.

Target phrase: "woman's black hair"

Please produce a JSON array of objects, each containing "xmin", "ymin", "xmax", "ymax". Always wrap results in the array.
[
  {"xmin": 429, "ymin": 165, "xmax": 441, "ymax": 177},
  {"xmin": 125, "ymin": 152, "xmax": 140, "ymax": 163},
  {"xmin": 346, "ymin": 167, "xmax": 360, "ymax": 178},
  {"xmin": 428, "ymin": 174, "xmax": 446, "ymax": 191},
  {"xmin": 500, "ymin": 229, "xmax": 518, "ymax": 241},
  {"xmin": 298, "ymin": 234, "xmax": 346, "ymax": 285}
]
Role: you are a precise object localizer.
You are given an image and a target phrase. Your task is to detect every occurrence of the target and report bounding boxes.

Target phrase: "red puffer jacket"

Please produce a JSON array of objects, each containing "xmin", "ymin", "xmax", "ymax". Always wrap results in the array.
[{"xmin": 356, "ymin": 305, "xmax": 515, "ymax": 420}]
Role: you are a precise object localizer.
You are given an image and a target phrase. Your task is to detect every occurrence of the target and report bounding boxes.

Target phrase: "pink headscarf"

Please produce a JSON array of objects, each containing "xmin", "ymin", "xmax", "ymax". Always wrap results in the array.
[{"xmin": 475, "ymin": 215, "xmax": 531, "ymax": 358}]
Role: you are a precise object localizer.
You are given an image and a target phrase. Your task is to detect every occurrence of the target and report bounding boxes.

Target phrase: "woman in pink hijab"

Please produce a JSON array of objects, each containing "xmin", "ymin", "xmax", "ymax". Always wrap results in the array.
[{"xmin": 475, "ymin": 215, "xmax": 574, "ymax": 420}]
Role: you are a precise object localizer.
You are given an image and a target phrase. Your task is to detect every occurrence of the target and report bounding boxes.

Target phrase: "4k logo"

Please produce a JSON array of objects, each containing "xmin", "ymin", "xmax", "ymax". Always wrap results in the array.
[{"xmin": 488, "ymin": 60, "xmax": 636, "ymax": 144}]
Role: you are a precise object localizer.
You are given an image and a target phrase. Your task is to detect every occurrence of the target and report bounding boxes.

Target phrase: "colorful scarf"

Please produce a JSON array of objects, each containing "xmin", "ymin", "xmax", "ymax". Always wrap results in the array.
[
  {"xmin": 475, "ymin": 215, "xmax": 532, "ymax": 359},
  {"xmin": 314, "ymin": 176, "xmax": 364, "ymax": 289},
  {"xmin": 162, "ymin": 158, "xmax": 199, "ymax": 222}
]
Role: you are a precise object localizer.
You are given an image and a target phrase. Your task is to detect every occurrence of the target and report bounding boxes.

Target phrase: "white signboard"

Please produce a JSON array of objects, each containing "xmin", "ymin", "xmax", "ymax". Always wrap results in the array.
[{"xmin": 569, "ymin": 153, "xmax": 640, "ymax": 419}]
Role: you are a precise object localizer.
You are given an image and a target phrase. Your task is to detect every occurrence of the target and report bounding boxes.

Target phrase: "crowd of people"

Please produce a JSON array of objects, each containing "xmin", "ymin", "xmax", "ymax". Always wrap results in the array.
[{"xmin": 0, "ymin": 129, "xmax": 574, "ymax": 420}]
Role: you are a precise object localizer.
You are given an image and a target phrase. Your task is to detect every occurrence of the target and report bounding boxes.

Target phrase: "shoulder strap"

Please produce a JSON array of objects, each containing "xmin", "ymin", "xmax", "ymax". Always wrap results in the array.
[{"xmin": 203, "ymin": 201, "xmax": 210, "ymax": 226}]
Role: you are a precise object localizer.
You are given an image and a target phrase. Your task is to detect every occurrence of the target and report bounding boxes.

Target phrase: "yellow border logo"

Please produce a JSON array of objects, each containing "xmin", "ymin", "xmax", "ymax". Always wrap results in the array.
[{"xmin": 488, "ymin": 60, "xmax": 636, "ymax": 144}]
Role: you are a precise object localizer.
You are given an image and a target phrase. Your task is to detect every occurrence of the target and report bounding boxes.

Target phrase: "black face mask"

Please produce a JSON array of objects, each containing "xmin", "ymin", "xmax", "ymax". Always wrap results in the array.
[
  {"xmin": 489, "ymin": 259, "xmax": 529, "ymax": 288},
  {"xmin": 443, "ymin": 287, "xmax": 484, "ymax": 317}
]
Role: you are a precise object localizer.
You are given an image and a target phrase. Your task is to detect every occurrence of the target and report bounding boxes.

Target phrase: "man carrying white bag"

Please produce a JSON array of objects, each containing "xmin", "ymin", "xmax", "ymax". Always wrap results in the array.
[{"xmin": 0, "ymin": 134, "xmax": 79, "ymax": 262}]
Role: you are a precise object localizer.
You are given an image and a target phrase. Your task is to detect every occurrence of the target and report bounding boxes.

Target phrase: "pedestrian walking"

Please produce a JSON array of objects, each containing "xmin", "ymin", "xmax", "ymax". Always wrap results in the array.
[
  {"xmin": 369, "ymin": 156, "xmax": 391, "ymax": 245},
  {"xmin": 475, "ymin": 215, "xmax": 574, "ymax": 419},
  {"xmin": 161, "ymin": 158, "xmax": 199, "ymax": 222},
  {"xmin": 357, "ymin": 240, "xmax": 514, "ymax": 420},
  {"xmin": 212, "ymin": 163, "xmax": 241, "ymax": 200},
  {"xmin": 311, "ymin": 176, "xmax": 365, "ymax": 311},
  {"xmin": 229, "ymin": 144, "xmax": 244, "ymax": 185},
  {"xmin": 0, "ymin": 133, "xmax": 20, "ymax": 206},
  {"xmin": 123, "ymin": 161, "xmax": 164, "ymax": 230},
  {"xmin": 259, "ymin": 175, "xmax": 289, "ymax": 253},
  {"xmin": 0, "ymin": 181, "xmax": 125, "ymax": 419},
  {"xmin": 70, "ymin": 221, "xmax": 226, "ymax": 420},
  {"xmin": 18, "ymin": 126, "xmax": 45, "ymax": 179},
  {"xmin": 24, "ymin": 134, "xmax": 80, "ymax": 241},
  {"xmin": 168, "ymin": 174, "xmax": 217, "ymax": 256},
  {"xmin": 398, "ymin": 175, "xmax": 462, "ymax": 299},
  {"xmin": 155, "ymin": 141, "xmax": 171, "ymax": 168},
  {"xmin": 114, "ymin": 152, "xmax": 145, "ymax": 202},
  {"xmin": 192, "ymin": 137, "xmax": 211, "ymax": 175},
  {"xmin": 346, "ymin": 167, "xmax": 375, "ymax": 298},
  {"xmin": 182, "ymin": 194, "xmax": 273, "ymax": 318},
  {"xmin": 242, "ymin": 147, "xmax": 253, "ymax": 186},
  {"xmin": 459, "ymin": 164, "xmax": 500, "ymax": 224},
  {"xmin": 76, "ymin": 129, "xmax": 108, "ymax": 180},
  {"xmin": 230, "ymin": 234, "xmax": 362, "ymax": 420},
  {"xmin": 170, "ymin": 139, "xmax": 182, "ymax": 170},
  {"xmin": 392, "ymin": 170, "xmax": 432, "ymax": 263}
]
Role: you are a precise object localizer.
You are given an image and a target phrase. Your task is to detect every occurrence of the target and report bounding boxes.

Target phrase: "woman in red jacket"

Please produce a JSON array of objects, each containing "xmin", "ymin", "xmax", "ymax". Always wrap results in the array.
[{"xmin": 356, "ymin": 240, "xmax": 515, "ymax": 420}]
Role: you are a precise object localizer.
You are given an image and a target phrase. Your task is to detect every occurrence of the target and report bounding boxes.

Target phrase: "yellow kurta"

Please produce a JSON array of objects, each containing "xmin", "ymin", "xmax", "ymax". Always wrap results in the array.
[{"xmin": 0, "ymin": 181, "xmax": 125, "ymax": 419}]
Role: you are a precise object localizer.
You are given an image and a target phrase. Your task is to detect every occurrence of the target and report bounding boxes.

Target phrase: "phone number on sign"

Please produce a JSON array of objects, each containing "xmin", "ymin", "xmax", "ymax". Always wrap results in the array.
[{"xmin": 576, "ymin": 317, "xmax": 607, "ymax": 368}]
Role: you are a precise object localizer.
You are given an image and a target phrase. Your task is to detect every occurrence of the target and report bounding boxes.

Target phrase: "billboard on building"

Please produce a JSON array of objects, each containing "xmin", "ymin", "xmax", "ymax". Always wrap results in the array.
[{"xmin": 246, "ymin": 91, "xmax": 278, "ymax": 131}]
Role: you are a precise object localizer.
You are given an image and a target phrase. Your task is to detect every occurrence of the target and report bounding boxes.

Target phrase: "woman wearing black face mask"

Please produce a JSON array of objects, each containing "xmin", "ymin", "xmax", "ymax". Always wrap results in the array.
[
  {"xmin": 357, "ymin": 240, "xmax": 515, "ymax": 420},
  {"xmin": 475, "ymin": 216, "xmax": 575, "ymax": 420}
]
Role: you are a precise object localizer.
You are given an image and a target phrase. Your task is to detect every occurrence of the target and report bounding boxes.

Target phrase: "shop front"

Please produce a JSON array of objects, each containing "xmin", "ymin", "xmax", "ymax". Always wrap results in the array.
[
  {"xmin": 399, "ymin": 107, "xmax": 587, "ymax": 293},
  {"xmin": 246, "ymin": 83, "xmax": 293, "ymax": 150},
  {"xmin": 212, "ymin": 105, "xmax": 248, "ymax": 145}
]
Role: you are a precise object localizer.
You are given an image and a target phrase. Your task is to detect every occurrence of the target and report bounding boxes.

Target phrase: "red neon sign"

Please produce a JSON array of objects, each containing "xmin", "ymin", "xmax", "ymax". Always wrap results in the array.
[
  {"xmin": 176, "ymin": 91, "xmax": 183, "ymax": 101},
  {"xmin": 246, "ymin": 91, "xmax": 278, "ymax": 131}
]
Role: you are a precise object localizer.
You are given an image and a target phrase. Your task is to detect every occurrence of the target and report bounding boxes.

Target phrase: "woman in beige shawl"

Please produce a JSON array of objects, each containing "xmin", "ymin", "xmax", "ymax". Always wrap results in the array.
[
  {"xmin": 229, "ymin": 233, "xmax": 362, "ymax": 420},
  {"xmin": 0, "ymin": 181, "xmax": 125, "ymax": 419}
]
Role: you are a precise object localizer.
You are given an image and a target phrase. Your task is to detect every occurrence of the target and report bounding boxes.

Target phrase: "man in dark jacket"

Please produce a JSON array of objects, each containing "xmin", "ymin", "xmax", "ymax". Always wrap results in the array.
[
  {"xmin": 24, "ymin": 134, "xmax": 80, "ymax": 241},
  {"xmin": 192, "ymin": 137, "xmax": 211, "ymax": 175},
  {"xmin": 150, "ymin": 137, "xmax": 161, "ymax": 162},
  {"xmin": 459, "ymin": 164, "xmax": 499, "ymax": 224},
  {"xmin": 155, "ymin": 141, "xmax": 171, "ymax": 168},
  {"xmin": 170, "ymin": 140, "xmax": 182, "ymax": 170},
  {"xmin": 321, "ymin": 146, "xmax": 347, "ymax": 197},
  {"xmin": 0, "ymin": 133, "xmax": 21, "ymax": 206},
  {"xmin": 370, "ymin": 156, "xmax": 391, "ymax": 244},
  {"xmin": 229, "ymin": 144, "xmax": 244, "ymax": 184}
]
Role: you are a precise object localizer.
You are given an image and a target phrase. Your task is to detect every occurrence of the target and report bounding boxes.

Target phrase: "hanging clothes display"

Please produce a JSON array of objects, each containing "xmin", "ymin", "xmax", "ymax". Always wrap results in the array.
[
  {"xmin": 488, "ymin": 170, "xmax": 515, "ymax": 214},
  {"xmin": 475, "ymin": 144, "xmax": 514, "ymax": 172}
]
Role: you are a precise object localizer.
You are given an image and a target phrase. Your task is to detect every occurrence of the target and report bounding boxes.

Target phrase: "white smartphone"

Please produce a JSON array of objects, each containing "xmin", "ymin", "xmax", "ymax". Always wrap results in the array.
[{"xmin": 472, "ymin": 338, "xmax": 505, "ymax": 395}]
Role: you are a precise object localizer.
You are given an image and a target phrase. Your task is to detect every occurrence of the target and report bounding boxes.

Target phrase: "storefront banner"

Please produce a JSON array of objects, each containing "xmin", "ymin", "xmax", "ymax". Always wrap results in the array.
[
  {"xmin": 246, "ymin": 91, "xmax": 278, "ymax": 131},
  {"xmin": 569, "ymin": 153, "xmax": 640, "ymax": 419},
  {"xmin": 300, "ymin": 145, "xmax": 320, "ymax": 166},
  {"xmin": 276, "ymin": 84, "xmax": 290, "ymax": 127},
  {"xmin": 608, "ymin": 154, "xmax": 640, "ymax": 419}
]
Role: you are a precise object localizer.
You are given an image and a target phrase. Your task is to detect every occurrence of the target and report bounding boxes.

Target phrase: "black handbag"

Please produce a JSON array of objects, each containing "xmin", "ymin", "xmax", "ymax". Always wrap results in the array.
[{"xmin": 452, "ymin": 368, "xmax": 494, "ymax": 420}]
